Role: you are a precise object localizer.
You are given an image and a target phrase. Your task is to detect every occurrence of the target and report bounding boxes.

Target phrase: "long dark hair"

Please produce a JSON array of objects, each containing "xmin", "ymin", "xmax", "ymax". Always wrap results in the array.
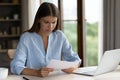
[{"xmin": 27, "ymin": 2, "xmax": 60, "ymax": 33}]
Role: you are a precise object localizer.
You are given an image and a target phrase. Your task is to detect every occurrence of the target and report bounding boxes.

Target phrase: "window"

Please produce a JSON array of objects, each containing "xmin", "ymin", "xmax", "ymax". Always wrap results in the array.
[
  {"xmin": 85, "ymin": 0, "xmax": 102, "ymax": 66},
  {"xmin": 41, "ymin": 0, "xmax": 78, "ymax": 53},
  {"xmin": 41, "ymin": 0, "xmax": 84, "ymax": 66},
  {"xmin": 63, "ymin": 0, "xmax": 77, "ymax": 52},
  {"xmin": 41, "ymin": 0, "xmax": 102, "ymax": 67}
]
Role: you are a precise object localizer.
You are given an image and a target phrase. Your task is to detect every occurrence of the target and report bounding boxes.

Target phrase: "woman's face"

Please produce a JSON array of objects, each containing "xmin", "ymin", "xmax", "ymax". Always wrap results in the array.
[{"xmin": 39, "ymin": 16, "xmax": 57, "ymax": 36}]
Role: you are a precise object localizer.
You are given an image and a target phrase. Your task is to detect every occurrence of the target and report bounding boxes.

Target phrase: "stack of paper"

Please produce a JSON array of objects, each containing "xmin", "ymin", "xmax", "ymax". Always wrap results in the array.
[{"xmin": 47, "ymin": 59, "xmax": 79, "ymax": 70}]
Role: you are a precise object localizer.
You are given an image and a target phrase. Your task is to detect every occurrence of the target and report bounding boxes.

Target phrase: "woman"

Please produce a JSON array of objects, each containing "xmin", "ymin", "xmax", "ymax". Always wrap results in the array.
[{"xmin": 10, "ymin": 2, "xmax": 81, "ymax": 77}]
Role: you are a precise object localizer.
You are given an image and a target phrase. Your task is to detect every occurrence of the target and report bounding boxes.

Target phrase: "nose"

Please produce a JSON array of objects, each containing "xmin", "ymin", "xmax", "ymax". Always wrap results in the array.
[{"xmin": 48, "ymin": 23, "xmax": 53, "ymax": 28}]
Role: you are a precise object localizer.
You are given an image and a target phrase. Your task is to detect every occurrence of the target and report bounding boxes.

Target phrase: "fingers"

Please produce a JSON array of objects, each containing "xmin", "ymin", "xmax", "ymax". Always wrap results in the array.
[
  {"xmin": 43, "ymin": 67, "xmax": 54, "ymax": 72},
  {"xmin": 38, "ymin": 67, "xmax": 54, "ymax": 77},
  {"xmin": 40, "ymin": 70, "xmax": 49, "ymax": 77},
  {"xmin": 62, "ymin": 67, "xmax": 75, "ymax": 74},
  {"xmin": 38, "ymin": 67, "xmax": 76, "ymax": 77}
]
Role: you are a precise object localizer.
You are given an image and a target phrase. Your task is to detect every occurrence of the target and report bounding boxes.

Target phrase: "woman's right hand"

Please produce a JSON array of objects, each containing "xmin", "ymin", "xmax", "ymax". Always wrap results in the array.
[
  {"xmin": 21, "ymin": 67, "xmax": 54, "ymax": 77},
  {"xmin": 37, "ymin": 67, "xmax": 54, "ymax": 77}
]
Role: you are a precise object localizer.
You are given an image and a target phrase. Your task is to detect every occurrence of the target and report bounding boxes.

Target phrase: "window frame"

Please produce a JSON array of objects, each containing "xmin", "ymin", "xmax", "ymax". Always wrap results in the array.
[
  {"xmin": 41, "ymin": 0, "xmax": 85, "ymax": 67},
  {"xmin": 58, "ymin": 0, "xmax": 85, "ymax": 67},
  {"xmin": 77, "ymin": 0, "xmax": 85, "ymax": 67}
]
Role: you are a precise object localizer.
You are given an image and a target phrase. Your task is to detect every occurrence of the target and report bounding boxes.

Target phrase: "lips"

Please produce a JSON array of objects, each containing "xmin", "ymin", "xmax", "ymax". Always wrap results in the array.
[{"xmin": 46, "ymin": 29, "xmax": 52, "ymax": 33}]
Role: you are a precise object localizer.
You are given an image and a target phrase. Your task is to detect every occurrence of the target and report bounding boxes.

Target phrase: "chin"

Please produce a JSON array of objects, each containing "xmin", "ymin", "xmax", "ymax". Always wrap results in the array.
[{"xmin": 46, "ymin": 33, "xmax": 51, "ymax": 36}]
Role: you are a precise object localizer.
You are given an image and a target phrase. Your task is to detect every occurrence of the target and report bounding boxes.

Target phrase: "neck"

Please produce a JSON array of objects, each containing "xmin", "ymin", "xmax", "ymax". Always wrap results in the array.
[
  {"xmin": 38, "ymin": 31, "xmax": 49, "ymax": 52},
  {"xmin": 38, "ymin": 31, "xmax": 49, "ymax": 38}
]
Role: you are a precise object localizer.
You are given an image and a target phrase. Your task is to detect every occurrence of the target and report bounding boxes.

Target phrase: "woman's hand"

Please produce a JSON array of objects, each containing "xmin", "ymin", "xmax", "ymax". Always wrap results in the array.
[
  {"xmin": 61, "ymin": 64, "xmax": 79, "ymax": 74},
  {"xmin": 62, "ymin": 67, "xmax": 75, "ymax": 74},
  {"xmin": 37, "ymin": 67, "xmax": 54, "ymax": 77},
  {"xmin": 21, "ymin": 67, "xmax": 54, "ymax": 77}
]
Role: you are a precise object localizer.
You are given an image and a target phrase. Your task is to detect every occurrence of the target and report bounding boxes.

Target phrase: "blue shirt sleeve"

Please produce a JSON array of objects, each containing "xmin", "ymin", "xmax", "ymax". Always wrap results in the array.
[
  {"xmin": 10, "ymin": 33, "xmax": 28, "ymax": 75},
  {"xmin": 59, "ymin": 31, "xmax": 81, "ymax": 62}
]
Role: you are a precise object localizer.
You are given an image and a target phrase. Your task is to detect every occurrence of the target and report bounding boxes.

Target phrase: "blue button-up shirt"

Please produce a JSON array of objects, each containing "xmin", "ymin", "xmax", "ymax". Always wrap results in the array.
[{"xmin": 10, "ymin": 30, "xmax": 81, "ymax": 75}]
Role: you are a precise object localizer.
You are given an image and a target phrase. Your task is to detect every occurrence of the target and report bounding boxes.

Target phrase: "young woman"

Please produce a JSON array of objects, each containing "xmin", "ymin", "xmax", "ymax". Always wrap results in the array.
[{"xmin": 10, "ymin": 2, "xmax": 81, "ymax": 77}]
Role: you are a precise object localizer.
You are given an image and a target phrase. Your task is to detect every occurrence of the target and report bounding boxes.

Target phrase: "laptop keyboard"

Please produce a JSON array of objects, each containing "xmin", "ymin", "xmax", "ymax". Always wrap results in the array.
[{"xmin": 73, "ymin": 66, "xmax": 97, "ymax": 76}]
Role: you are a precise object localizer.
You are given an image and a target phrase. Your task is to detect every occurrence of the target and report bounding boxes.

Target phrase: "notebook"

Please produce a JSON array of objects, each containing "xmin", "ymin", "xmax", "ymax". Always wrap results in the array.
[{"xmin": 73, "ymin": 49, "xmax": 120, "ymax": 76}]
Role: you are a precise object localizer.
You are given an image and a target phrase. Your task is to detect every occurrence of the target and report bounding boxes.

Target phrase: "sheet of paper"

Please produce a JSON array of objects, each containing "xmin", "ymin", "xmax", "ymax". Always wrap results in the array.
[{"xmin": 47, "ymin": 59, "xmax": 79, "ymax": 70}]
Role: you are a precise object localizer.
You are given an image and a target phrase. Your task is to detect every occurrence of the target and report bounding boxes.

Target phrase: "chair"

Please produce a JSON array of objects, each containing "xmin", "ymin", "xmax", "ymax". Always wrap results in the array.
[
  {"xmin": 0, "ymin": 49, "xmax": 15, "ymax": 68},
  {"xmin": 7, "ymin": 49, "xmax": 16, "ymax": 59}
]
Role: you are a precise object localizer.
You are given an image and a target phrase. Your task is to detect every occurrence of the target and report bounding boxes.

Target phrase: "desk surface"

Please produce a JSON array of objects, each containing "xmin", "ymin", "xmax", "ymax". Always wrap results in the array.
[
  {"xmin": 7, "ymin": 71, "xmax": 93, "ymax": 80},
  {"xmin": 6, "ymin": 66, "xmax": 120, "ymax": 80}
]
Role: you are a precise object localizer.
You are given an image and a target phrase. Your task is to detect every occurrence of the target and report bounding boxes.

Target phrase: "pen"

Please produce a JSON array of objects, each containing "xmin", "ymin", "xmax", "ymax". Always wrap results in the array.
[{"xmin": 23, "ymin": 76, "xmax": 29, "ymax": 80}]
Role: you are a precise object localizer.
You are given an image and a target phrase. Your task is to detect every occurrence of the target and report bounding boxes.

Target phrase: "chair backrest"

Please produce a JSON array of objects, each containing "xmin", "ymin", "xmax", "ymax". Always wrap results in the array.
[
  {"xmin": 0, "ymin": 50, "xmax": 12, "ymax": 68},
  {"xmin": 7, "ymin": 49, "xmax": 16, "ymax": 59}
]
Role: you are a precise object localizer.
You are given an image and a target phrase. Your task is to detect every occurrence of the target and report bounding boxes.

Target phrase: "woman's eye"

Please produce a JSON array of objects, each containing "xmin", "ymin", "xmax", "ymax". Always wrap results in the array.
[
  {"xmin": 44, "ymin": 21, "xmax": 49, "ymax": 24},
  {"xmin": 52, "ymin": 22, "xmax": 56, "ymax": 24}
]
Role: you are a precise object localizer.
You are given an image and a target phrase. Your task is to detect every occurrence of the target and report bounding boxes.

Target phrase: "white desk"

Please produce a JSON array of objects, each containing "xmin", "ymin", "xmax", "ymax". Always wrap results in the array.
[
  {"xmin": 6, "ymin": 66, "xmax": 120, "ymax": 80},
  {"xmin": 7, "ymin": 71, "xmax": 93, "ymax": 80}
]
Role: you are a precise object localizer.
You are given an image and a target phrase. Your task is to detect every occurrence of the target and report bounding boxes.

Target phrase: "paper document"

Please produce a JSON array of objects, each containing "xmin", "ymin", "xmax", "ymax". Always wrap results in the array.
[{"xmin": 47, "ymin": 59, "xmax": 79, "ymax": 70}]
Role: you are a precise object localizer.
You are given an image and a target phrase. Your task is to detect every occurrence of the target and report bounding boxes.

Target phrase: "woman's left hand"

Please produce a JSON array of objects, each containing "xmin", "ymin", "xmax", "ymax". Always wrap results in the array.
[
  {"xmin": 61, "ymin": 63, "xmax": 79, "ymax": 74},
  {"xmin": 61, "ymin": 67, "xmax": 76, "ymax": 74}
]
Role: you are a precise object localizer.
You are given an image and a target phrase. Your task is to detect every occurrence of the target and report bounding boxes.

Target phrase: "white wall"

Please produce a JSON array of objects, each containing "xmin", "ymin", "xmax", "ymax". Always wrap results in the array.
[{"xmin": 28, "ymin": 0, "xmax": 40, "ymax": 28}]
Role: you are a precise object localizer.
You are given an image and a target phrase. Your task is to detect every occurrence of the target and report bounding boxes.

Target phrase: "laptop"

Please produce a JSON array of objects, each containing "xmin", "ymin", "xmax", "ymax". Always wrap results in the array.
[{"xmin": 73, "ymin": 49, "xmax": 120, "ymax": 76}]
